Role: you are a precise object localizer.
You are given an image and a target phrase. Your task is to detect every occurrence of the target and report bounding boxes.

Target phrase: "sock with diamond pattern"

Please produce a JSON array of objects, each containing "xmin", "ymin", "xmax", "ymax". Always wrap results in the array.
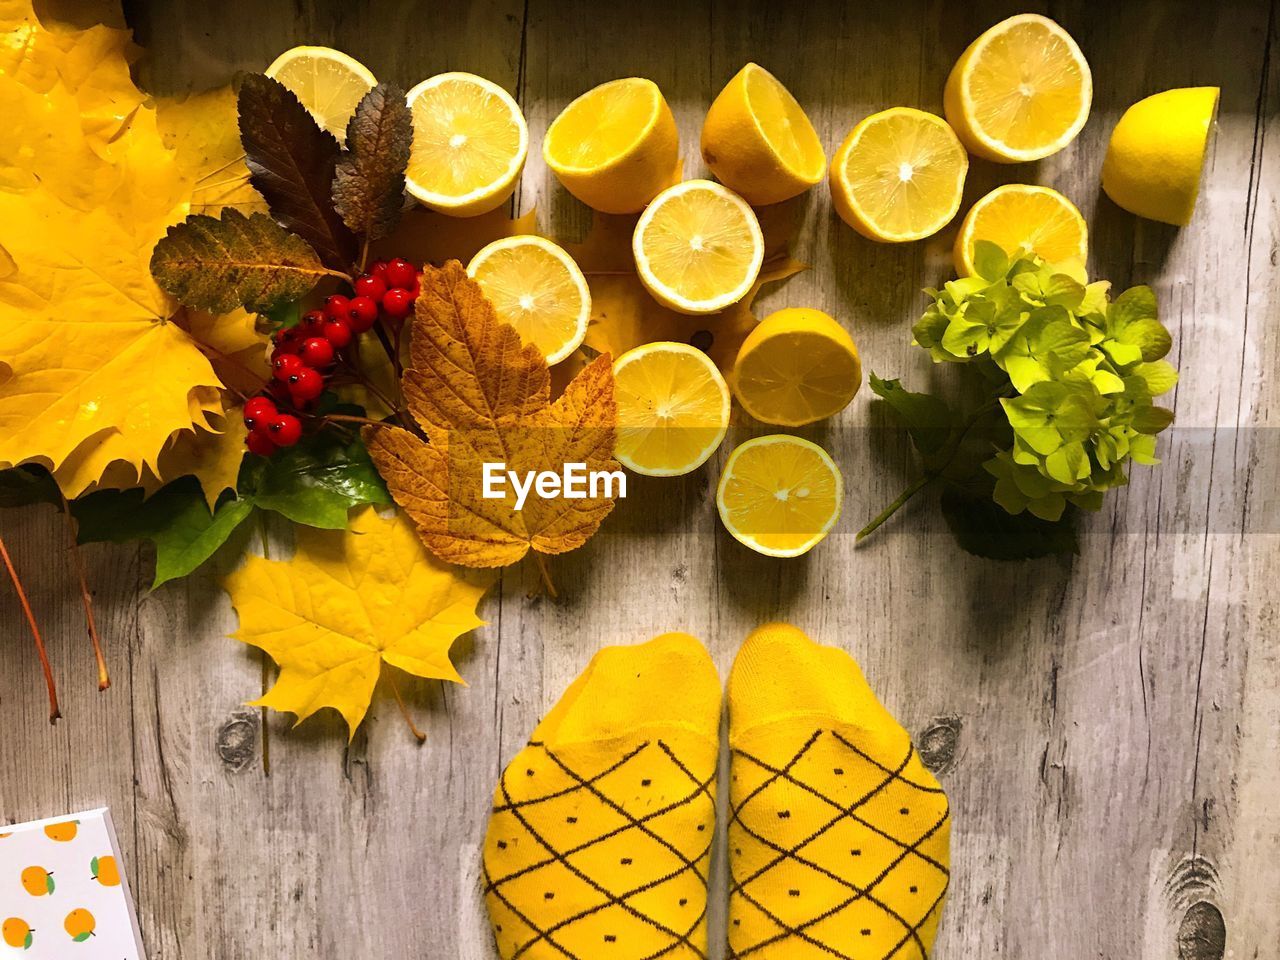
[
  {"xmin": 726, "ymin": 622, "xmax": 951, "ymax": 960},
  {"xmin": 483, "ymin": 632, "xmax": 722, "ymax": 960}
]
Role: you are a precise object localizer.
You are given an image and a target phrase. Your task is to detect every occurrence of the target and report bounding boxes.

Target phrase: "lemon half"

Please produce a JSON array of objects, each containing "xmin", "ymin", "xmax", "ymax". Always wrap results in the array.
[
  {"xmin": 405, "ymin": 72, "xmax": 528, "ymax": 217},
  {"xmin": 717, "ymin": 434, "xmax": 843, "ymax": 557},
  {"xmin": 955, "ymin": 183, "xmax": 1087, "ymax": 275},
  {"xmin": 613, "ymin": 342, "xmax": 731, "ymax": 477},
  {"xmin": 265, "ymin": 45, "xmax": 376, "ymax": 141},
  {"xmin": 632, "ymin": 179, "xmax": 764, "ymax": 315}
]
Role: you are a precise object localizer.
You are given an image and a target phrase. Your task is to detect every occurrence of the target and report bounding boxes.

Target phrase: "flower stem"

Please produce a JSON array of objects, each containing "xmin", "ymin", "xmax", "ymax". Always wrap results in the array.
[
  {"xmin": 0, "ymin": 533, "xmax": 59, "ymax": 722},
  {"xmin": 856, "ymin": 474, "xmax": 934, "ymax": 542}
]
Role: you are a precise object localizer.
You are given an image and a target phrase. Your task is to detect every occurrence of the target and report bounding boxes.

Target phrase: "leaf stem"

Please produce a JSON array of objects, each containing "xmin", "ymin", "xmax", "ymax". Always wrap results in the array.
[
  {"xmin": 324, "ymin": 413, "xmax": 397, "ymax": 429},
  {"xmin": 532, "ymin": 552, "xmax": 558, "ymax": 599},
  {"xmin": 0, "ymin": 533, "xmax": 60, "ymax": 722},
  {"xmin": 57, "ymin": 492, "xmax": 108, "ymax": 691},
  {"xmin": 387, "ymin": 671, "xmax": 427, "ymax": 743}
]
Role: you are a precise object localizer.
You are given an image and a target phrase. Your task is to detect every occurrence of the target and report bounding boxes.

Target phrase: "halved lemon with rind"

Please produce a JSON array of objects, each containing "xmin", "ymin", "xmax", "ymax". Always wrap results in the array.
[
  {"xmin": 955, "ymin": 184, "xmax": 1087, "ymax": 275},
  {"xmin": 613, "ymin": 342, "xmax": 731, "ymax": 477},
  {"xmin": 544, "ymin": 77, "xmax": 680, "ymax": 214},
  {"xmin": 701, "ymin": 62, "xmax": 825, "ymax": 206},
  {"xmin": 405, "ymin": 72, "xmax": 529, "ymax": 217},
  {"xmin": 467, "ymin": 235, "xmax": 590, "ymax": 365},
  {"xmin": 717, "ymin": 434, "xmax": 843, "ymax": 557},
  {"xmin": 944, "ymin": 13, "xmax": 1092, "ymax": 163},
  {"xmin": 633, "ymin": 179, "xmax": 764, "ymax": 315},
  {"xmin": 732, "ymin": 307, "xmax": 861, "ymax": 426},
  {"xmin": 265, "ymin": 46, "xmax": 377, "ymax": 142},
  {"xmin": 830, "ymin": 107, "xmax": 968, "ymax": 242}
]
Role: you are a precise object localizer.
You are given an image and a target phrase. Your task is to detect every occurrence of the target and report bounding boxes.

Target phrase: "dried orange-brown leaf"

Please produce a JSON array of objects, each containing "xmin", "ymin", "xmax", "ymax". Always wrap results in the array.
[{"xmin": 365, "ymin": 261, "xmax": 619, "ymax": 568}]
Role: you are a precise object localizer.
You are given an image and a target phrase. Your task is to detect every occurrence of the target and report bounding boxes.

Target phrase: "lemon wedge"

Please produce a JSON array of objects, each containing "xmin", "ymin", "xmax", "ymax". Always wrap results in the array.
[
  {"xmin": 613, "ymin": 342, "xmax": 731, "ymax": 476},
  {"xmin": 829, "ymin": 107, "xmax": 968, "ymax": 242},
  {"xmin": 701, "ymin": 63, "xmax": 825, "ymax": 206},
  {"xmin": 1102, "ymin": 87, "xmax": 1219, "ymax": 226},
  {"xmin": 944, "ymin": 13, "xmax": 1092, "ymax": 163},
  {"xmin": 955, "ymin": 184, "xmax": 1087, "ymax": 275},
  {"xmin": 467, "ymin": 235, "xmax": 590, "ymax": 365},
  {"xmin": 544, "ymin": 78, "xmax": 680, "ymax": 214},
  {"xmin": 732, "ymin": 308, "xmax": 861, "ymax": 426},
  {"xmin": 265, "ymin": 45, "xmax": 376, "ymax": 141},
  {"xmin": 632, "ymin": 179, "xmax": 764, "ymax": 314},
  {"xmin": 717, "ymin": 434, "xmax": 843, "ymax": 557},
  {"xmin": 405, "ymin": 72, "xmax": 528, "ymax": 217}
]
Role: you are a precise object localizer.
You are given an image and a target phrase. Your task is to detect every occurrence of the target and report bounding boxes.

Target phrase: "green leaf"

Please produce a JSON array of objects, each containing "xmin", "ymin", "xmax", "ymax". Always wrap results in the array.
[
  {"xmin": 73, "ymin": 933, "xmax": 91, "ymax": 943},
  {"xmin": 153, "ymin": 498, "xmax": 255, "ymax": 588},
  {"xmin": 46, "ymin": 874, "xmax": 55, "ymax": 894},
  {"xmin": 1108, "ymin": 285, "xmax": 1172, "ymax": 361},
  {"xmin": 91, "ymin": 856, "xmax": 100, "ymax": 876},
  {"xmin": 150, "ymin": 209, "xmax": 328, "ymax": 314},
  {"xmin": 23, "ymin": 931, "xmax": 32, "ymax": 950},
  {"xmin": 1039, "ymin": 318, "xmax": 1091, "ymax": 373},
  {"xmin": 868, "ymin": 374, "xmax": 954, "ymax": 456},
  {"xmin": 1132, "ymin": 405, "xmax": 1175, "ymax": 434},
  {"xmin": 940, "ymin": 482, "xmax": 1078, "ymax": 560},
  {"xmin": 1042, "ymin": 273, "xmax": 1086, "ymax": 310},
  {"xmin": 1133, "ymin": 360, "xmax": 1179, "ymax": 396},
  {"xmin": 972, "ymin": 240, "xmax": 1009, "ymax": 281},
  {"xmin": 239, "ymin": 434, "xmax": 391, "ymax": 529},
  {"xmin": 1100, "ymin": 339, "xmax": 1143, "ymax": 366}
]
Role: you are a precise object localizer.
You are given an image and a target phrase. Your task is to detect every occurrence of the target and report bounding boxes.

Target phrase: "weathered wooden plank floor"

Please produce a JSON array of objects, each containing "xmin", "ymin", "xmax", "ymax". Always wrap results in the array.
[{"xmin": 2, "ymin": 1, "xmax": 1277, "ymax": 958}]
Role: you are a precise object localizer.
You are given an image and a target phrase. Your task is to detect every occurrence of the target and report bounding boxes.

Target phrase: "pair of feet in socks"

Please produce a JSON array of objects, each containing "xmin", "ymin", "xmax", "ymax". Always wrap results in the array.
[{"xmin": 483, "ymin": 623, "xmax": 951, "ymax": 960}]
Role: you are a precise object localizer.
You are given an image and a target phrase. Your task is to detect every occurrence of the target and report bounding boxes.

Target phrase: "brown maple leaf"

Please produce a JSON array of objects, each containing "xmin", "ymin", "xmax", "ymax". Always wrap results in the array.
[{"xmin": 364, "ymin": 261, "xmax": 618, "ymax": 568}]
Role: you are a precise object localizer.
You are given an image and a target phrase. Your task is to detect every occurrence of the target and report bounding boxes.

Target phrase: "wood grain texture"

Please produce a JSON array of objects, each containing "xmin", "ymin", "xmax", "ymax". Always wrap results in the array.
[{"xmin": 1, "ymin": 1, "xmax": 1277, "ymax": 958}]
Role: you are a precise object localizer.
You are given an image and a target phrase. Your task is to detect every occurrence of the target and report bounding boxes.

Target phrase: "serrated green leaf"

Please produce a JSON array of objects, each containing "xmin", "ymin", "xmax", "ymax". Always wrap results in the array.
[
  {"xmin": 150, "ymin": 209, "xmax": 329, "ymax": 313},
  {"xmin": 972, "ymin": 240, "xmax": 1010, "ymax": 281},
  {"xmin": 868, "ymin": 374, "xmax": 954, "ymax": 457}
]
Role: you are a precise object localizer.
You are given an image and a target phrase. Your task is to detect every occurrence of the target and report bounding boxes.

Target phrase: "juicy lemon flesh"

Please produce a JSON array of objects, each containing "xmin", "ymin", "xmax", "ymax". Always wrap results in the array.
[
  {"xmin": 409, "ymin": 80, "xmax": 523, "ymax": 199},
  {"xmin": 745, "ymin": 66, "xmax": 824, "ymax": 178},
  {"xmin": 720, "ymin": 440, "xmax": 840, "ymax": 555},
  {"xmin": 268, "ymin": 50, "xmax": 373, "ymax": 138},
  {"xmin": 471, "ymin": 244, "xmax": 585, "ymax": 361},
  {"xmin": 615, "ymin": 349, "xmax": 728, "ymax": 473},
  {"xmin": 737, "ymin": 331, "xmax": 860, "ymax": 425},
  {"xmin": 642, "ymin": 191, "xmax": 759, "ymax": 304},
  {"xmin": 968, "ymin": 21, "xmax": 1087, "ymax": 153},
  {"xmin": 546, "ymin": 79, "xmax": 656, "ymax": 169},
  {"xmin": 970, "ymin": 188, "xmax": 1084, "ymax": 264},
  {"xmin": 843, "ymin": 113, "xmax": 964, "ymax": 236}
]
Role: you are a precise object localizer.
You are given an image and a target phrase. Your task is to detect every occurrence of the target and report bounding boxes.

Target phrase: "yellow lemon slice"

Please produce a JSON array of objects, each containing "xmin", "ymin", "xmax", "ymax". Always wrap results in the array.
[
  {"xmin": 717, "ymin": 434, "xmax": 842, "ymax": 557},
  {"xmin": 265, "ymin": 45, "xmax": 377, "ymax": 141},
  {"xmin": 1102, "ymin": 87, "xmax": 1219, "ymax": 226},
  {"xmin": 544, "ymin": 77, "xmax": 680, "ymax": 214},
  {"xmin": 405, "ymin": 72, "xmax": 528, "ymax": 217},
  {"xmin": 955, "ymin": 183, "xmax": 1087, "ymax": 275},
  {"xmin": 944, "ymin": 13, "xmax": 1092, "ymax": 163},
  {"xmin": 732, "ymin": 307, "xmax": 861, "ymax": 426},
  {"xmin": 701, "ymin": 62, "xmax": 825, "ymax": 206},
  {"xmin": 829, "ymin": 107, "xmax": 968, "ymax": 242},
  {"xmin": 466, "ymin": 235, "xmax": 590, "ymax": 365},
  {"xmin": 613, "ymin": 342, "xmax": 731, "ymax": 477},
  {"xmin": 633, "ymin": 179, "xmax": 764, "ymax": 315}
]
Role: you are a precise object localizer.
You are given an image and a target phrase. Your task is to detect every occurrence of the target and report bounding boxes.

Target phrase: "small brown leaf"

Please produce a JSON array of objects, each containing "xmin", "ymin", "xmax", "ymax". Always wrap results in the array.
[
  {"xmin": 237, "ymin": 73, "xmax": 357, "ymax": 271},
  {"xmin": 150, "ymin": 209, "xmax": 330, "ymax": 314},
  {"xmin": 333, "ymin": 83, "xmax": 412, "ymax": 241}
]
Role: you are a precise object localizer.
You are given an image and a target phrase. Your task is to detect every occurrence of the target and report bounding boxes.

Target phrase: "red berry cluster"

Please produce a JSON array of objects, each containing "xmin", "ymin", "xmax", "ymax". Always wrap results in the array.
[{"xmin": 242, "ymin": 257, "xmax": 421, "ymax": 456}]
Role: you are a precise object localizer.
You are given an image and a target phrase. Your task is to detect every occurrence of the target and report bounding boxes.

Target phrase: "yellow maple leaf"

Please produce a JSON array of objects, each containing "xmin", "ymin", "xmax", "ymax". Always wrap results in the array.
[
  {"xmin": 225, "ymin": 507, "xmax": 493, "ymax": 737},
  {"xmin": 365, "ymin": 261, "xmax": 619, "ymax": 568},
  {"xmin": 568, "ymin": 200, "xmax": 806, "ymax": 374},
  {"xmin": 156, "ymin": 85, "xmax": 267, "ymax": 217}
]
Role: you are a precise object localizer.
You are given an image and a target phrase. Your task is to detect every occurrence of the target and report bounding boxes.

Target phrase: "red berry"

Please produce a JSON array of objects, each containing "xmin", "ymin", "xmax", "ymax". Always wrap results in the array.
[
  {"xmin": 300, "ymin": 337, "xmax": 335, "ymax": 368},
  {"xmin": 323, "ymin": 294, "xmax": 351, "ymax": 320},
  {"xmin": 384, "ymin": 258, "xmax": 417, "ymax": 290},
  {"xmin": 267, "ymin": 413, "xmax": 303, "ymax": 447},
  {"xmin": 354, "ymin": 274, "xmax": 387, "ymax": 300},
  {"xmin": 272, "ymin": 327, "xmax": 302, "ymax": 354},
  {"xmin": 246, "ymin": 429, "xmax": 277, "ymax": 456},
  {"xmin": 300, "ymin": 310, "xmax": 327, "ymax": 338},
  {"xmin": 368, "ymin": 260, "xmax": 389, "ymax": 278},
  {"xmin": 321, "ymin": 316, "xmax": 352, "ymax": 348},
  {"xmin": 243, "ymin": 396, "xmax": 276, "ymax": 423},
  {"xmin": 272, "ymin": 352, "xmax": 304, "ymax": 381},
  {"xmin": 347, "ymin": 295, "xmax": 379, "ymax": 332},
  {"xmin": 381, "ymin": 286, "xmax": 414, "ymax": 319},
  {"xmin": 288, "ymin": 366, "xmax": 325, "ymax": 402}
]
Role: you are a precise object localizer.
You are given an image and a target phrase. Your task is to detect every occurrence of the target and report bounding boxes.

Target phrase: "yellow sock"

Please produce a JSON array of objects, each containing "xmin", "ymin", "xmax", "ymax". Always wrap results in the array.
[
  {"xmin": 483, "ymin": 632, "xmax": 722, "ymax": 959},
  {"xmin": 726, "ymin": 623, "xmax": 951, "ymax": 959}
]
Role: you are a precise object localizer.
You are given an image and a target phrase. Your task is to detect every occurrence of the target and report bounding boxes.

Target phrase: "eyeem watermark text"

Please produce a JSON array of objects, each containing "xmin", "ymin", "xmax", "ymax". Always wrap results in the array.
[{"xmin": 482, "ymin": 462, "xmax": 627, "ymax": 511}]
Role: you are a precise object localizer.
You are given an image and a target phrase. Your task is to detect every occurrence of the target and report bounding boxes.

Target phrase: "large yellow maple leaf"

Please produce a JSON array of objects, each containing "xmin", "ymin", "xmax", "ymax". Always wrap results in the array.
[
  {"xmin": 224, "ymin": 507, "xmax": 493, "ymax": 737},
  {"xmin": 364, "ymin": 261, "xmax": 619, "ymax": 568},
  {"xmin": 156, "ymin": 84, "xmax": 267, "ymax": 217}
]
